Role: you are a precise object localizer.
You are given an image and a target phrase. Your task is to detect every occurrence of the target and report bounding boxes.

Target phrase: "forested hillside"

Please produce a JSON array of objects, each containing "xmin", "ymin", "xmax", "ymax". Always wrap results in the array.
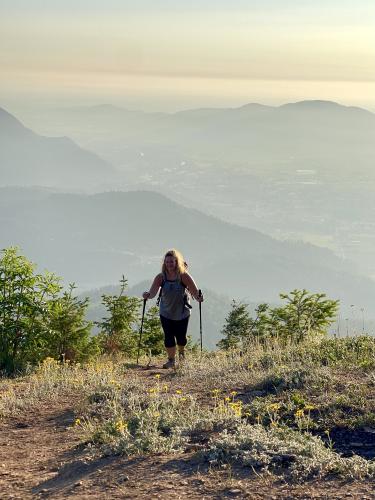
[{"xmin": 1, "ymin": 188, "xmax": 374, "ymax": 318}]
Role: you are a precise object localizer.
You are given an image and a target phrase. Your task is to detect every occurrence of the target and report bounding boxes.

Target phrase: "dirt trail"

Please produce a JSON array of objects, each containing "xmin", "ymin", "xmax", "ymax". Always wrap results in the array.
[{"xmin": 1, "ymin": 378, "xmax": 375, "ymax": 499}]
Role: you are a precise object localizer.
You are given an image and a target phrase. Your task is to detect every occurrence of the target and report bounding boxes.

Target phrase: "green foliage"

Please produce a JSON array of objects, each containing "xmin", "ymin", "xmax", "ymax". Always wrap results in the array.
[
  {"xmin": 217, "ymin": 300, "xmax": 252, "ymax": 350},
  {"xmin": 314, "ymin": 336, "xmax": 375, "ymax": 367},
  {"xmin": 186, "ymin": 335, "xmax": 200, "ymax": 354},
  {"xmin": 273, "ymin": 290, "xmax": 339, "ymax": 343},
  {"xmin": 95, "ymin": 276, "xmax": 140, "ymax": 356},
  {"xmin": 218, "ymin": 290, "xmax": 339, "ymax": 349},
  {"xmin": 141, "ymin": 305, "xmax": 164, "ymax": 356},
  {"xmin": 0, "ymin": 247, "xmax": 61, "ymax": 372},
  {"xmin": 45, "ymin": 283, "xmax": 97, "ymax": 362}
]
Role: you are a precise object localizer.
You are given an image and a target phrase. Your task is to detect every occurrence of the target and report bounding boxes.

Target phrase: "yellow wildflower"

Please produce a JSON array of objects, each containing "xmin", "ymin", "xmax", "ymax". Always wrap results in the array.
[
  {"xmin": 176, "ymin": 390, "xmax": 182, "ymax": 394},
  {"xmin": 295, "ymin": 409, "xmax": 304, "ymax": 418},
  {"xmin": 304, "ymin": 404, "xmax": 315, "ymax": 411},
  {"xmin": 74, "ymin": 418, "xmax": 81, "ymax": 426},
  {"xmin": 229, "ymin": 402, "xmax": 239, "ymax": 408},
  {"xmin": 115, "ymin": 419, "xmax": 128, "ymax": 433},
  {"xmin": 267, "ymin": 403, "xmax": 281, "ymax": 412},
  {"xmin": 155, "ymin": 374, "xmax": 161, "ymax": 379}
]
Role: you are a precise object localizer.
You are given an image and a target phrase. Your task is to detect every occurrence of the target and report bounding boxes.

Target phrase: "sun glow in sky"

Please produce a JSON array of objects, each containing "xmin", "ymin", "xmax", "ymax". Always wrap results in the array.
[{"xmin": 1, "ymin": 0, "xmax": 374, "ymax": 111}]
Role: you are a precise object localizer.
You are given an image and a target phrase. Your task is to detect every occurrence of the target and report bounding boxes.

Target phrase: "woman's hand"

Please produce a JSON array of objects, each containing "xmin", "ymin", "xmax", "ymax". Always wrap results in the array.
[
  {"xmin": 195, "ymin": 291, "xmax": 204, "ymax": 302},
  {"xmin": 142, "ymin": 291, "xmax": 151, "ymax": 300}
]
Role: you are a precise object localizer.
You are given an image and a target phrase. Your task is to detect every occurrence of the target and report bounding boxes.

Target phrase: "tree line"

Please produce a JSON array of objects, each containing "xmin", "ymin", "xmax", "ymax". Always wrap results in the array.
[
  {"xmin": 0, "ymin": 248, "xmax": 165, "ymax": 373},
  {"xmin": 218, "ymin": 291, "xmax": 338, "ymax": 350},
  {"xmin": 0, "ymin": 248, "xmax": 339, "ymax": 373}
]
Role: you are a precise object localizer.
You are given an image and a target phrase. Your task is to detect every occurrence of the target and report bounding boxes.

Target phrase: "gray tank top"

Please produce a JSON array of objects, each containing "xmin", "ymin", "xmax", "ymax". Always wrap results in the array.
[{"xmin": 159, "ymin": 273, "xmax": 191, "ymax": 321}]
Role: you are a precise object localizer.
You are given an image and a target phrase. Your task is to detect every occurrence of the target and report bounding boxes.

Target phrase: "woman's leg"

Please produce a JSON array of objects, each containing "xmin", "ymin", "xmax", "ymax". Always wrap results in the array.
[
  {"xmin": 166, "ymin": 346, "xmax": 176, "ymax": 359},
  {"xmin": 160, "ymin": 316, "xmax": 177, "ymax": 367},
  {"xmin": 176, "ymin": 316, "xmax": 190, "ymax": 359}
]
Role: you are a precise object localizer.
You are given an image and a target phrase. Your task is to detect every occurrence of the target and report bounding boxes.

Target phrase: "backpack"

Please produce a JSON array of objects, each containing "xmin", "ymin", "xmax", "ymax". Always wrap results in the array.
[{"xmin": 156, "ymin": 272, "xmax": 193, "ymax": 313}]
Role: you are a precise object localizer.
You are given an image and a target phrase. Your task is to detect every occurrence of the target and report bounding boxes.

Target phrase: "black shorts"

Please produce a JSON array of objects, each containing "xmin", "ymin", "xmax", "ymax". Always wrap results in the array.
[{"xmin": 160, "ymin": 315, "xmax": 189, "ymax": 348}]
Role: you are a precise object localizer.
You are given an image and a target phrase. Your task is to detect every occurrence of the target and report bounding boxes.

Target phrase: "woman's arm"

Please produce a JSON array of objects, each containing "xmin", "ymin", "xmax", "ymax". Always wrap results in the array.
[
  {"xmin": 143, "ymin": 274, "xmax": 163, "ymax": 300},
  {"xmin": 181, "ymin": 272, "xmax": 203, "ymax": 301}
]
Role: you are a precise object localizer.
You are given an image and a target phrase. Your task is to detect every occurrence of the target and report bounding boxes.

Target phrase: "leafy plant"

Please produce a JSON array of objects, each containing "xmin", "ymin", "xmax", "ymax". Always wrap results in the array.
[
  {"xmin": 217, "ymin": 300, "xmax": 252, "ymax": 349},
  {"xmin": 95, "ymin": 276, "xmax": 140, "ymax": 355},
  {"xmin": 0, "ymin": 247, "xmax": 61, "ymax": 372},
  {"xmin": 140, "ymin": 305, "xmax": 165, "ymax": 356},
  {"xmin": 218, "ymin": 290, "xmax": 339, "ymax": 349},
  {"xmin": 45, "ymin": 283, "xmax": 98, "ymax": 361}
]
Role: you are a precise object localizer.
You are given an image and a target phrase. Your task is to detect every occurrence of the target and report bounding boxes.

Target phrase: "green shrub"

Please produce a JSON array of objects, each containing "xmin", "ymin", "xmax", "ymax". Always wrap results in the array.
[{"xmin": 0, "ymin": 247, "xmax": 61, "ymax": 372}]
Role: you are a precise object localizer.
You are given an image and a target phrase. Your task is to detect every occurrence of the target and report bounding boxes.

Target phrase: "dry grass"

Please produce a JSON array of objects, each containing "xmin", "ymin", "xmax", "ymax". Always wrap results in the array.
[
  {"xmin": 1, "ymin": 337, "xmax": 375, "ymax": 482},
  {"xmin": 0, "ymin": 356, "xmax": 126, "ymax": 418}
]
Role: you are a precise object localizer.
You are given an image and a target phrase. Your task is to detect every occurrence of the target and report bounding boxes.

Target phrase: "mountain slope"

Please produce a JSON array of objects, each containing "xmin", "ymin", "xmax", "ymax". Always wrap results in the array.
[
  {"xmin": 0, "ymin": 107, "xmax": 117, "ymax": 189},
  {"xmin": 1, "ymin": 187, "xmax": 374, "ymax": 314}
]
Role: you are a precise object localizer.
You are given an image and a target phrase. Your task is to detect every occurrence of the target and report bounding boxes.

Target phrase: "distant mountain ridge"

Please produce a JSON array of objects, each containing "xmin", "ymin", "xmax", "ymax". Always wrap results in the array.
[
  {"xmin": 2, "ymin": 101, "xmax": 375, "ymax": 306},
  {"xmin": 6, "ymin": 100, "xmax": 374, "ymax": 183},
  {"xmin": 1, "ymin": 187, "xmax": 375, "ymax": 315},
  {"xmin": 0, "ymin": 106, "xmax": 116, "ymax": 189},
  {"xmin": 18, "ymin": 99, "xmax": 374, "ymax": 176},
  {"xmin": 47, "ymin": 99, "xmax": 374, "ymax": 117}
]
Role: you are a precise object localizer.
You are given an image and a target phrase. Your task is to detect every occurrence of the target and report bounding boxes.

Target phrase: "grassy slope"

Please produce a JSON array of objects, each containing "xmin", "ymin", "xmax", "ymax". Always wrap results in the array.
[{"xmin": 1, "ymin": 337, "xmax": 375, "ymax": 498}]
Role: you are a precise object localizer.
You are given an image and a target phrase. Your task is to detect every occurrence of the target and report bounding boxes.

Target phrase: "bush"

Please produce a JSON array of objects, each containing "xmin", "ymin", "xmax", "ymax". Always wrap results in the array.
[
  {"xmin": 139, "ymin": 305, "xmax": 165, "ymax": 357},
  {"xmin": 95, "ymin": 276, "xmax": 140, "ymax": 356},
  {"xmin": 0, "ymin": 247, "xmax": 61, "ymax": 372},
  {"xmin": 44, "ymin": 284, "xmax": 96, "ymax": 362},
  {"xmin": 205, "ymin": 423, "xmax": 375, "ymax": 480},
  {"xmin": 218, "ymin": 290, "xmax": 339, "ymax": 349}
]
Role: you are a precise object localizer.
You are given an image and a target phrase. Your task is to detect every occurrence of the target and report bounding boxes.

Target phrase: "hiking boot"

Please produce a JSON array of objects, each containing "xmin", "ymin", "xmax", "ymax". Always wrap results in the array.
[{"xmin": 162, "ymin": 358, "xmax": 176, "ymax": 369}]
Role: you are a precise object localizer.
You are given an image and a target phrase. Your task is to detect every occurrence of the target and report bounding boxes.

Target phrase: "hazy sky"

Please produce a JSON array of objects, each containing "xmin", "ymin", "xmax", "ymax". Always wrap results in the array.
[{"xmin": 1, "ymin": 0, "xmax": 374, "ymax": 111}]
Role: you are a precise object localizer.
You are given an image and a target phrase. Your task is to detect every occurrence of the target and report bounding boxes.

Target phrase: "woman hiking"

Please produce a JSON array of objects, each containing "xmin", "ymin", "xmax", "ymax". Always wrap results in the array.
[{"xmin": 142, "ymin": 249, "xmax": 203, "ymax": 368}]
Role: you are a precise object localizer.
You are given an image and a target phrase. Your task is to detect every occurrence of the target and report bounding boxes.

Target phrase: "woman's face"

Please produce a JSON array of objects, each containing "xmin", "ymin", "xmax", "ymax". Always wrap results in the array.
[{"xmin": 165, "ymin": 255, "xmax": 177, "ymax": 272}]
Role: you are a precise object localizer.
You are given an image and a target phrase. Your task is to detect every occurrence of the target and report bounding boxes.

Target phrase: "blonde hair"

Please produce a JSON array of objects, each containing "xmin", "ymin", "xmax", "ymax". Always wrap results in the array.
[{"xmin": 161, "ymin": 249, "xmax": 187, "ymax": 276}]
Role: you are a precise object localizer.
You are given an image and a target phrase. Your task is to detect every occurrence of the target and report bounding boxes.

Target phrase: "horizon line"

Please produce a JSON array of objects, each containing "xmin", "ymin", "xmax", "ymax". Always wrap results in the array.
[{"xmin": 2, "ymin": 98, "xmax": 374, "ymax": 116}]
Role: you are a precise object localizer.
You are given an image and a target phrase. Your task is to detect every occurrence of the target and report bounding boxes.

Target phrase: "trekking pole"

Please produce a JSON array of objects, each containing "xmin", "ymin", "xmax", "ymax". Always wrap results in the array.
[
  {"xmin": 198, "ymin": 289, "xmax": 203, "ymax": 354},
  {"xmin": 137, "ymin": 299, "xmax": 147, "ymax": 365}
]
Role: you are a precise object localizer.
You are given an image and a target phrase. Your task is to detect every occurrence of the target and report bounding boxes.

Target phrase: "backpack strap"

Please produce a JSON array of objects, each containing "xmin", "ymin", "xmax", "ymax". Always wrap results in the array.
[
  {"xmin": 180, "ymin": 273, "xmax": 193, "ymax": 312},
  {"xmin": 156, "ymin": 273, "xmax": 165, "ymax": 307}
]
